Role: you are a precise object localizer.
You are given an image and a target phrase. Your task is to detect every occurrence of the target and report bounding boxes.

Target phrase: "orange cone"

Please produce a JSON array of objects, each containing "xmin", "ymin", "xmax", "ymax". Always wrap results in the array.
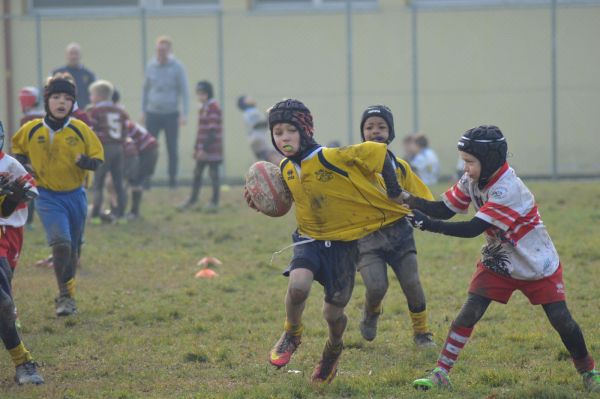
[
  {"xmin": 197, "ymin": 256, "xmax": 223, "ymax": 267},
  {"xmin": 195, "ymin": 268, "xmax": 218, "ymax": 278}
]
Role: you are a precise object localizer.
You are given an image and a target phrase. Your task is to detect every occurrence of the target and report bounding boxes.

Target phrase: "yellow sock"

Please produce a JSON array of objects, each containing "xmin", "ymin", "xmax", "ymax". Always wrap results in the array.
[
  {"xmin": 8, "ymin": 342, "xmax": 33, "ymax": 367},
  {"xmin": 369, "ymin": 303, "xmax": 383, "ymax": 314},
  {"xmin": 410, "ymin": 309, "xmax": 429, "ymax": 335},
  {"xmin": 284, "ymin": 320, "xmax": 304, "ymax": 336},
  {"xmin": 65, "ymin": 278, "xmax": 76, "ymax": 297}
]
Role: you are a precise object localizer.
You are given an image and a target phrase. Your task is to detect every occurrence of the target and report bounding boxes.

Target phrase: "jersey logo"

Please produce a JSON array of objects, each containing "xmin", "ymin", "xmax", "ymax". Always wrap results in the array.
[
  {"xmin": 65, "ymin": 136, "xmax": 79, "ymax": 146},
  {"xmin": 315, "ymin": 169, "xmax": 333, "ymax": 182},
  {"xmin": 489, "ymin": 186, "xmax": 508, "ymax": 200},
  {"xmin": 286, "ymin": 170, "xmax": 295, "ymax": 180},
  {"xmin": 481, "ymin": 243, "xmax": 510, "ymax": 276},
  {"xmin": 37, "ymin": 136, "xmax": 46, "ymax": 144}
]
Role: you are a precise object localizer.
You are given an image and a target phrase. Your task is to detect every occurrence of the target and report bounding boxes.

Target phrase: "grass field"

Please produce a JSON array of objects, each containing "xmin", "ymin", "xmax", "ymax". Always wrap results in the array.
[{"xmin": 1, "ymin": 180, "xmax": 600, "ymax": 398}]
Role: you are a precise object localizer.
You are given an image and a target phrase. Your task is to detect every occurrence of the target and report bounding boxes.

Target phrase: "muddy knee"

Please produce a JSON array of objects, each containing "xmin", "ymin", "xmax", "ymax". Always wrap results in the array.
[{"xmin": 287, "ymin": 286, "xmax": 310, "ymax": 305}]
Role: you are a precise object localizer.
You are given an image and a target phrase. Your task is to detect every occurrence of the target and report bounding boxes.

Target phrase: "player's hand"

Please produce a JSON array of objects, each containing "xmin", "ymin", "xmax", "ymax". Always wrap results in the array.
[
  {"xmin": 194, "ymin": 149, "xmax": 204, "ymax": 160},
  {"xmin": 6, "ymin": 176, "xmax": 32, "ymax": 203},
  {"xmin": 243, "ymin": 186, "xmax": 259, "ymax": 212},
  {"xmin": 406, "ymin": 209, "xmax": 432, "ymax": 231},
  {"xmin": 390, "ymin": 190, "xmax": 413, "ymax": 206}
]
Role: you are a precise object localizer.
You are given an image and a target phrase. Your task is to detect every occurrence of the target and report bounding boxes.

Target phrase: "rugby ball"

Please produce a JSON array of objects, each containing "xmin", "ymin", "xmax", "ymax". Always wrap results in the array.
[{"xmin": 245, "ymin": 161, "xmax": 292, "ymax": 217}]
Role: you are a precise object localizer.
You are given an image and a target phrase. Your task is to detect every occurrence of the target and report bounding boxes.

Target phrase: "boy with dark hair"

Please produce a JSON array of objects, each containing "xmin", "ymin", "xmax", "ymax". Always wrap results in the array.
[
  {"xmin": 244, "ymin": 99, "xmax": 412, "ymax": 383},
  {"xmin": 179, "ymin": 81, "xmax": 222, "ymax": 212},
  {"xmin": 357, "ymin": 105, "xmax": 436, "ymax": 347},
  {"xmin": 0, "ymin": 120, "xmax": 43, "ymax": 385},
  {"xmin": 405, "ymin": 125, "xmax": 600, "ymax": 392},
  {"xmin": 12, "ymin": 76, "xmax": 104, "ymax": 316},
  {"xmin": 86, "ymin": 80, "xmax": 129, "ymax": 224}
]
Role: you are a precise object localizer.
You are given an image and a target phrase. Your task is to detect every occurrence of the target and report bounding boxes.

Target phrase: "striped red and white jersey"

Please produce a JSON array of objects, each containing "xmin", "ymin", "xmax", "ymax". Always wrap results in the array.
[
  {"xmin": 0, "ymin": 152, "xmax": 37, "ymax": 228},
  {"xmin": 442, "ymin": 162, "xmax": 559, "ymax": 280},
  {"xmin": 126, "ymin": 120, "xmax": 158, "ymax": 153}
]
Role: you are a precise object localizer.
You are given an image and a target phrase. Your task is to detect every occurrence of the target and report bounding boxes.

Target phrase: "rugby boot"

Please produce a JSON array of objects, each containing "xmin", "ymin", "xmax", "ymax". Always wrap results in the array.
[
  {"xmin": 269, "ymin": 331, "xmax": 301, "ymax": 368},
  {"xmin": 14, "ymin": 361, "xmax": 44, "ymax": 385},
  {"xmin": 413, "ymin": 367, "xmax": 452, "ymax": 391},
  {"xmin": 583, "ymin": 369, "xmax": 600, "ymax": 392},
  {"xmin": 311, "ymin": 340, "xmax": 343, "ymax": 384},
  {"xmin": 359, "ymin": 307, "xmax": 381, "ymax": 341},
  {"xmin": 413, "ymin": 332, "xmax": 437, "ymax": 348},
  {"xmin": 55, "ymin": 296, "xmax": 77, "ymax": 317}
]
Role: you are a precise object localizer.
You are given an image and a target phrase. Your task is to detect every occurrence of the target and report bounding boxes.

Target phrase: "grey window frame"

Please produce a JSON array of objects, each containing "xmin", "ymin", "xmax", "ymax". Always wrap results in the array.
[
  {"xmin": 251, "ymin": 0, "xmax": 378, "ymax": 12},
  {"xmin": 28, "ymin": 0, "xmax": 220, "ymax": 16},
  {"xmin": 411, "ymin": 0, "xmax": 600, "ymax": 10}
]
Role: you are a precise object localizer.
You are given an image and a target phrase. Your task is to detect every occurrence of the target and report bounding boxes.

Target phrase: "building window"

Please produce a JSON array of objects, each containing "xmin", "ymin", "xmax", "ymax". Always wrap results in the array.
[
  {"xmin": 252, "ymin": 0, "xmax": 377, "ymax": 11},
  {"xmin": 161, "ymin": 0, "xmax": 219, "ymax": 6},
  {"xmin": 31, "ymin": 0, "xmax": 139, "ymax": 8},
  {"xmin": 411, "ymin": 0, "xmax": 598, "ymax": 9}
]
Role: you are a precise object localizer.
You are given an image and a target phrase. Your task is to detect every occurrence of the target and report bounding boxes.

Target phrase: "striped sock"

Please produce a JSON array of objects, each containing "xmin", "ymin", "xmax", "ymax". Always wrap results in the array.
[
  {"xmin": 573, "ymin": 354, "xmax": 595, "ymax": 374},
  {"xmin": 437, "ymin": 324, "xmax": 473, "ymax": 373}
]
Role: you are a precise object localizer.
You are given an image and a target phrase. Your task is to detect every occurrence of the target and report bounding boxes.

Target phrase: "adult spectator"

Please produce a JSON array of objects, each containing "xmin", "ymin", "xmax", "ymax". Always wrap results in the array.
[
  {"xmin": 142, "ymin": 36, "xmax": 190, "ymax": 189},
  {"xmin": 52, "ymin": 42, "xmax": 96, "ymax": 109}
]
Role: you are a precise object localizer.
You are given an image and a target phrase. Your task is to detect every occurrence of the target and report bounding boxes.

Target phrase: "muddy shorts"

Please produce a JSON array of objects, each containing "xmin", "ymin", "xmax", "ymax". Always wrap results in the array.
[
  {"xmin": 283, "ymin": 231, "xmax": 358, "ymax": 306},
  {"xmin": 357, "ymin": 218, "xmax": 416, "ymax": 271}
]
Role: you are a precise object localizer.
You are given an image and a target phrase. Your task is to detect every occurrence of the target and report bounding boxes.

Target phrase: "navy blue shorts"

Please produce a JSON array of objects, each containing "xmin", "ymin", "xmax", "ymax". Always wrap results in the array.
[{"xmin": 284, "ymin": 231, "xmax": 358, "ymax": 306}]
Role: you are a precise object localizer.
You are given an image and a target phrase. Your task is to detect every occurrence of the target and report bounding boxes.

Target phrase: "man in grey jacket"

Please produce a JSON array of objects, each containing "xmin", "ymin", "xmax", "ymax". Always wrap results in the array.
[{"xmin": 142, "ymin": 36, "xmax": 189, "ymax": 189}]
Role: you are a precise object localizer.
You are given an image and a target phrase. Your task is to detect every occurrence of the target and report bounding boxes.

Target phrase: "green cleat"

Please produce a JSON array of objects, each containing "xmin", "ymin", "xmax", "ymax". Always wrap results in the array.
[
  {"xmin": 583, "ymin": 369, "xmax": 600, "ymax": 392},
  {"xmin": 413, "ymin": 367, "xmax": 452, "ymax": 391}
]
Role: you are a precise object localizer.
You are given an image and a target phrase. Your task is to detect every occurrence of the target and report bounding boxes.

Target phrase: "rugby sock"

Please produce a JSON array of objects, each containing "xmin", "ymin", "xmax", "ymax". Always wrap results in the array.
[
  {"xmin": 437, "ymin": 324, "xmax": 473, "ymax": 373},
  {"xmin": 284, "ymin": 320, "xmax": 304, "ymax": 337},
  {"xmin": 65, "ymin": 278, "xmax": 76, "ymax": 298},
  {"xmin": 324, "ymin": 339, "xmax": 343, "ymax": 355},
  {"xmin": 410, "ymin": 309, "xmax": 429, "ymax": 335},
  {"xmin": 131, "ymin": 190, "xmax": 142, "ymax": 215},
  {"xmin": 8, "ymin": 342, "xmax": 32, "ymax": 366},
  {"xmin": 370, "ymin": 303, "xmax": 383, "ymax": 314},
  {"xmin": 573, "ymin": 354, "xmax": 595, "ymax": 374}
]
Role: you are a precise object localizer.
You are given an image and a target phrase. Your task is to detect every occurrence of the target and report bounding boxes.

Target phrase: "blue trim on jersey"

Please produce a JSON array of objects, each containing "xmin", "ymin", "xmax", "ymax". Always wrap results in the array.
[{"xmin": 317, "ymin": 151, "xmax": 348, "ymax": 177}]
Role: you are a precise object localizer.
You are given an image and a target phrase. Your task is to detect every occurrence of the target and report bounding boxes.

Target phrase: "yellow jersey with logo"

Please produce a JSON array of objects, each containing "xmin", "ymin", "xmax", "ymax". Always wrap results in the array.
[
  {"xmin": 281, "ymin": 142, "xmax": 412, "ymax": 241},
  {"xmin": 11, "ymin": 118, "xmax": 104, "ymax": 191}
]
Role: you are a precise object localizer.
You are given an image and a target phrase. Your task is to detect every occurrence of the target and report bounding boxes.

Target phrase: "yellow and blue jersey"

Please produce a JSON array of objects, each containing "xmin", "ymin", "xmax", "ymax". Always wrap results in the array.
[
  {"xmin": 280, "ymin": 141, "xmax": 412, "ymax": 241},
  {"xmin": 11, "ymin": 118, "xmax": 104, "ymax": 192}
]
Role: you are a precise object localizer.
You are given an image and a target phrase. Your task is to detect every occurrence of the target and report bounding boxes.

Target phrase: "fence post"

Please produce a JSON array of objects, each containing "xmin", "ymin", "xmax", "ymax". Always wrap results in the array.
[
  {"xmin": 551, "ymin": 0, "xmax": 558, "ymax": 179},
  {"xmin": 345, "ymin": 0, "xmax": 353, "ymax": 145},
  {"xmin": 35, "ymin": 12, "xmax": 43, "ymax": 91},
  {"xmin": 411, "ymin": 2, "xmax": 419, "ymax": 133}
]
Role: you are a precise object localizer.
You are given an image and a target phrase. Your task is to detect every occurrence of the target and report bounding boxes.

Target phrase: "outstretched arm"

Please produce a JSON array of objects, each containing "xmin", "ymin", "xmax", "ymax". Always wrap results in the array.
[
  {"xmin": 404, "ymin": 195, "xmax": 456, "ymax": 220},
  {"xmin": 407, "ymin": 210, "xmax": 492, "ymax": 238}
]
